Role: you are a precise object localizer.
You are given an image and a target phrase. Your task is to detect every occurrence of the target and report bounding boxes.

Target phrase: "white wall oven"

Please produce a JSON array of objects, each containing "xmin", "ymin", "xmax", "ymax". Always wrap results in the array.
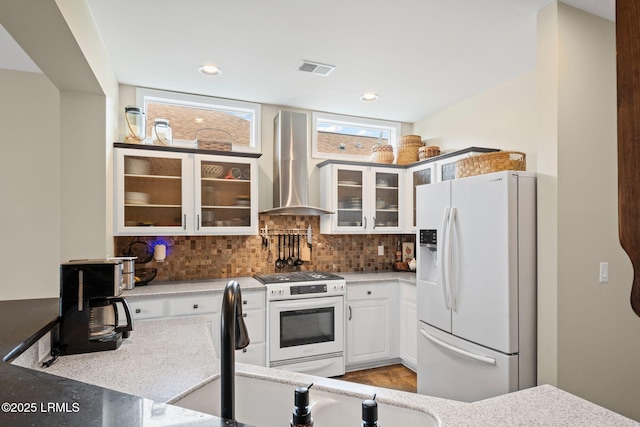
[{"xmin": 255, "ymin": 272, "xmax": 346, "ymax": 377}]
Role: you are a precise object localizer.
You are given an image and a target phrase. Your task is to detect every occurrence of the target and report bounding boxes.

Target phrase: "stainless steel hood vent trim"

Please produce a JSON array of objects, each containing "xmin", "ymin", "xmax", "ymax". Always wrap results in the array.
[{"xmin": 261, "ymin": 110, "xmax": 334, "ymax": 216}]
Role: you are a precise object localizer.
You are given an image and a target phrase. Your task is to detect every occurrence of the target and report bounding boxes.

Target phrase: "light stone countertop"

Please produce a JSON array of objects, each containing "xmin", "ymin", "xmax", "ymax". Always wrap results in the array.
[
  {"xmin": 122, "ymin": 271, "xmax": 415, "ymax": 301},
  {"xmin": 26, "ymin": 316, "xmax": 218, "ymax": 402},
  {"xmin": 111, "ymin": 273, "xmax": 637, "ymax": 425},
  {"xmin": 122, "ymin": 276, "xmax": 265, "ymax": 300},
  {"xmin": 17, "ymin": 311, "xmax": 639, "ymax": 426}
]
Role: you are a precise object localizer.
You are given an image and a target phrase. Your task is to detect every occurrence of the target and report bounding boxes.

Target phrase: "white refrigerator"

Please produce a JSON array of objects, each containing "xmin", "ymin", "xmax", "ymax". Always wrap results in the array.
[{"xmin": 416, "ymin": 170, "xmax": 537, "ymax": 402}]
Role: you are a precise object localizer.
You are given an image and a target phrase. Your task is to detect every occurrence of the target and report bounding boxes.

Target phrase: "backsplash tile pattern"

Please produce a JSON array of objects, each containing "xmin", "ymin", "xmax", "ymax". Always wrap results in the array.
[{"xmin": 114, "ymin": 215, "xmax": 415, "ymax": 282}]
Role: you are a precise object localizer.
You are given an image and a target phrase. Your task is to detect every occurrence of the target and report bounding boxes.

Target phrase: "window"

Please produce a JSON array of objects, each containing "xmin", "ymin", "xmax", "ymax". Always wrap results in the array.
[
  {"xmin": 136, "ymin": 88, "xmax": 261, "ymax": 153},
  {"xmin": 311, "ymin": 112, "xmax": 401, "ymax": 161}
]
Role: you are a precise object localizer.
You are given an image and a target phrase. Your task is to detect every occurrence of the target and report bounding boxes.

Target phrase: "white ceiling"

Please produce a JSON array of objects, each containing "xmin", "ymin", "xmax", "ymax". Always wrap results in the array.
[{"xmin": 1, "ymin": 0, "xmax": 615, "ymax": 123}]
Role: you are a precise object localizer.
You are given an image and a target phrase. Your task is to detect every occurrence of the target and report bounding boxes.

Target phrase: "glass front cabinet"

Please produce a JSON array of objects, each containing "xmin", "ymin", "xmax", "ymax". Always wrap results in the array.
[
  {"xmin": 115, "ymin": 147, "xmax": 258, "ymax": 235},
  {"xmin": 405, "ymin": 162, "xmax": 435, "ymax": 233},
  {"xmin": 319, "ymin": 162, "xmax": 404, "ymax": 234}
]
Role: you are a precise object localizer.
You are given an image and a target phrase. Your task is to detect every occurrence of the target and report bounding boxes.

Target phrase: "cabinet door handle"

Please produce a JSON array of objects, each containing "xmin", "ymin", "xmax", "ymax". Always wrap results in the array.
[
  {"xmin": 183, "ymin": 214, "xmax": 187, "ymax": 230},
  {"xmin": 373, "ymin": 216, "xmax": 376, "ymax": 230},
  {"xmin": 243, "ymin": 313, "xmax": 247, "ymax": 317},
  {"xmin": 367, "ymin": 290, "xmax": 372, "ymax": 295},
  {"xmin": 242, "ymin": 348, "xmax": 247, "ymax": 353},
  {"xmin": 364, "ymin": 217, "xmax": 367, "ymax": 229},
  {"xmin": 197, "ymin": 214, "xmax": 200, "ymax": 230},
  {"xmin": 135, "ymin": 308, "xmax": 141, "ymax": 314},
  {"xmin": 243, "ymin": 300, "xmax": 248, "ymax": 305},
  {"xmin": 348, "ymin": 305, "xmax": 352, "ymax": 320},
  {"xmin": 193, "ymin": 304, "xmax": 199, "ymax": 309}
]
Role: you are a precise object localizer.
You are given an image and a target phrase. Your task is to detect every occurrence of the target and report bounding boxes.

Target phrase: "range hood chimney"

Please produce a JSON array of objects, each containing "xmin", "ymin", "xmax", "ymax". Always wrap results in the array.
[{"xmin": 261, "ymin": 111, "xmax": 333, "ymax": 216}]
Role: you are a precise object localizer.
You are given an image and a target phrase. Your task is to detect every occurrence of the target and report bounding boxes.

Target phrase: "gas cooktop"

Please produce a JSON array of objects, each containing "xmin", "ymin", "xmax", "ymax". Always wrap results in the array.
[{"xmin": 254, "ymin": 271, "xmax": 344, "ymax": 285}]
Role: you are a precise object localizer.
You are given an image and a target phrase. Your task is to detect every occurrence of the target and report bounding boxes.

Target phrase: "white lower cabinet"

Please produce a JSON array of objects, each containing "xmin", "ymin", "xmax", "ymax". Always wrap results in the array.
[
  {"xmin": 128, "ymin": 290, "xmax": 266, "ymax": 367},
  {"xmin": 345, "ymin": 283, "xmax": 397, "ymax": 367},
  {"xmin": 235, "ymin": 291, "xmax": 266, "ymax": 366},
  {"xmin": 127, "ymin": 282, "xmax": 416, "ymax": 372},
  {"xmin": 399, "ymin": 283, "xmax": 418, "ymax": 370},
  {"xmin": 129, "ymin": 299, "xmax": 165, "ymax": 320}
]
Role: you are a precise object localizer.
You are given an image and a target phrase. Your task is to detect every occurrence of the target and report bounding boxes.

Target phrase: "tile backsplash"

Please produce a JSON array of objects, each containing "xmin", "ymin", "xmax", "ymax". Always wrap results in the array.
[{"xmin": 114, "ymin": 215, "xmax": 415, "ymax": 282}]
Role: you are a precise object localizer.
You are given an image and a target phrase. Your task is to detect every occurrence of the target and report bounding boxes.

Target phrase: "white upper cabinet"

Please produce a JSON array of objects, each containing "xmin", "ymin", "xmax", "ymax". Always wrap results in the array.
[
  {"xmin": 319, "ymin": 162, "xmax": 404, "ymax": 234},
  {"xmin": 405, "ymin": 162, "xmax": 436, "ymax": 234},
  {"xmin": 319, "ymin": 148, "xmax": 499, "ymax": 235},
  {"xmin": 115, "ymin": 146, "xmax": 259, "ymax": 236}
]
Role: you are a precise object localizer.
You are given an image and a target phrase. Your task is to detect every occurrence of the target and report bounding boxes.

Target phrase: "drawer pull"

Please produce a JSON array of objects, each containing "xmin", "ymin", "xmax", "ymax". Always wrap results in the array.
[
  {"xmin": 367, "ymin": 290, "xmax": 372, "ymax": 295},
  {"xmin": 242, "ymin": 313, "xmax": 247, "ymax": 317},
  {"xmin": 193, "ymin": 304, "xmax": 199, "ymax": 309},
  {"xmin": 242, "ymin": 348, "xmax": 247, "ymax": 353},
  {"xmin": 135, "ymin": 308, "xmax": 141, "ymax": 314},
  {"xmin": 243, "ymin": 300, "xmax": 248, "ymax": 305}
]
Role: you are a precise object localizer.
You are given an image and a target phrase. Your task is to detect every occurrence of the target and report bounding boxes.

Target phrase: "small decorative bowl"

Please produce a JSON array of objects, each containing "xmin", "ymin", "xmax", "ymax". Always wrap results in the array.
[{"xmin": 202, "ymin": 164, "xmax": 224, "ymax": 178}]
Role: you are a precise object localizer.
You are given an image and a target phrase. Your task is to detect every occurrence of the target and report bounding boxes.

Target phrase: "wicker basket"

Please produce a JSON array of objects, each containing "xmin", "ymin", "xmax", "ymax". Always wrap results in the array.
[
  {"xmin": 418, "ymin": 145, "xmax": 440, "ymax": 160},
  {"xmin": 396, "ymin": 135, "xmax": 424, "ymax": 165},
  {"xmin": 371, "ymin": 145, "xmax": 394, "ymax": 164},
  {"xmin": 455, "ymin": 151, "xmax": 526, "ymax": 179}
]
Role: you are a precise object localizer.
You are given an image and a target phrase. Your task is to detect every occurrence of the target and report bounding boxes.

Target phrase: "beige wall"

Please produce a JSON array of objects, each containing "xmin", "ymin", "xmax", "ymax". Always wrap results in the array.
[
  {"xmin": 0, "ymin": 69, "xmax": 61, "ymax": 299},
  {"xmin": 413, "ymin": 2, "xmax": 640, "ymax": 421},
  {"xmin": 412, "ymin": 71, "xmax": 538, "ymax": 171},
  {"xmin": 552, "ymin": 3, "xmax": 639, "ymax": 420},
  {"xmin": 0, "ymin": 0, "xmax": 119, "ymax": 300},
  {"xmin": 536, "ymin": 2, "xmax": 560, "ymax": 389}
]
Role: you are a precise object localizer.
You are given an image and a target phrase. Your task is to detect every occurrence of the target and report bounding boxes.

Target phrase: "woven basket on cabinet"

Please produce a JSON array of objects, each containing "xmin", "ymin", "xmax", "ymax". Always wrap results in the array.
[
  {"xmin": 396, "ymin": 135, "xmax": 424, "ymax": 165},
  {"xmin": 371, "ymin": 144, "xmax": 395, "ymax": 164},
  {"xmin": 418, "ymin": 145, "xmax": 441, "ymax": 160},
  {"xmin": 455, "ymin": 151, "xmax": 526, "ymax": 178}
]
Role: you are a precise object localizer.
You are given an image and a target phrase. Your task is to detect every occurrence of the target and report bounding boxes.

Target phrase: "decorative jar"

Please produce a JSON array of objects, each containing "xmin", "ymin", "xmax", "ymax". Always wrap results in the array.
[
  {"xmin": 153, "ymin": 118, "xmax": 173, "ymax": 146},
  {"xmin": 124, "ymin": 106, "xmax": 146, "ymax": 143}
]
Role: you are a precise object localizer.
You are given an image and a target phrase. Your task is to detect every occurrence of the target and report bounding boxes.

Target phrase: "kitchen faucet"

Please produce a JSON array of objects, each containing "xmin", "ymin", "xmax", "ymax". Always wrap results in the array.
[{"xmin": 221, "ymin": 280, "xmax": 250, "ymax": 421}]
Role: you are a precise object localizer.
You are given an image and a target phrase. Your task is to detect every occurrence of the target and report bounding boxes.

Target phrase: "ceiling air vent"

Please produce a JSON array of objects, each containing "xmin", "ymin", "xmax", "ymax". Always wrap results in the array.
[{"xmin": 297, "ymin": 60, "xmax": 335, "ymax": 77}]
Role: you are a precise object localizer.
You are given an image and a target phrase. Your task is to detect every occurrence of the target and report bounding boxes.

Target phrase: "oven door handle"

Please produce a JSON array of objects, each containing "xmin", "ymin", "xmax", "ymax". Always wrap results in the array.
[{"xmin": 276, "ymin": 299, "xmax": 341, "ymax": 310}]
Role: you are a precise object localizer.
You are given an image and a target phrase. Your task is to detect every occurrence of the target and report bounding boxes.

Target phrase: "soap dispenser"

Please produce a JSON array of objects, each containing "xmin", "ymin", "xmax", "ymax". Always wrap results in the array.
[
  {"xmin": 361, "ymin": 394, "xmax": 379, "ymax": 427},
  {"xmin": 290, "ymin": 383, "xmax": 314, "ymax": 427}
]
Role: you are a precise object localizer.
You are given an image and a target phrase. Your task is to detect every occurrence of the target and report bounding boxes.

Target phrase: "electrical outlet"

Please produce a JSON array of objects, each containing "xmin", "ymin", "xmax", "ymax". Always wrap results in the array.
[
  {"xmin": 38, "ymin": 332, "xmax": 51, "ymax": 362},
  {"xmin": 378, "ymin": 245, "xmax": 384, "ymax": 256}
]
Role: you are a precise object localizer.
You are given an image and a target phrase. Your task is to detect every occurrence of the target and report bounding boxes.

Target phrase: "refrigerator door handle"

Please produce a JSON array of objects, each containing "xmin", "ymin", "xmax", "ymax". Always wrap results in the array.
[
  {"xmin": 440, "ymin": 207, "xmax": 451, "ymax": 309},
  {"xmin": 447, "ymin": 207, "xmax": 457, "ymax": 311},
  {"xmin": 420, "ymin": 328, "xmax": 496, "ymax": 366}
]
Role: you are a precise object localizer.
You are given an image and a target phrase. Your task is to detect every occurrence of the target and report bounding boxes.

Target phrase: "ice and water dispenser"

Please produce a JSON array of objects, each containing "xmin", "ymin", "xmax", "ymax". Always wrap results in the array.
[{"xmin": 418, "ymin": 229, "xmax": 438, "ymax": 282}]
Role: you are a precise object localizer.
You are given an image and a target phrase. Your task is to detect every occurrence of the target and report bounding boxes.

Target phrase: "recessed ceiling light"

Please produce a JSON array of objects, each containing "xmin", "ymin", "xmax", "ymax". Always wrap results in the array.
[
  {"xmin": 360, "ymin": 92, "xmax": 379, "ymax": 101},
  {"xmin": 198, "ymin": 65, "xmax": 222, "ymax": 76}
]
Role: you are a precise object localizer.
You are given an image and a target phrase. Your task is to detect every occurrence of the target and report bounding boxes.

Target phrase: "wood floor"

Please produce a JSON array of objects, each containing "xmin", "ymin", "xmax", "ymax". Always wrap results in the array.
[{"xmin": 335, "ymin": 364, "xmax": 417, "ymax": 393}]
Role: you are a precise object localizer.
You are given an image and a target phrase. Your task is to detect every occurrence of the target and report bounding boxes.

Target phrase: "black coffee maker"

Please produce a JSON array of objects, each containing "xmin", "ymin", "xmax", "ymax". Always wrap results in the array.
[{"xmin": 58, "ymin": 259, "xmax": 133, "ymax": 355}]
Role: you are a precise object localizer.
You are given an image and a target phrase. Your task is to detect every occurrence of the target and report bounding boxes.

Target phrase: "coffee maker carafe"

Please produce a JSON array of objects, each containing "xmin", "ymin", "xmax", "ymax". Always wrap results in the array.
[{"xmin": 58, "ymin": 259, "xmax": 133, "ymax": 355}]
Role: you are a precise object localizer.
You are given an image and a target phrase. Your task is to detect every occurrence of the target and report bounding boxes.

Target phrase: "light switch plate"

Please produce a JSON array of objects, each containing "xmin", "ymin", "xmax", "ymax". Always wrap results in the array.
[
  {"xmin": 599, "ymin": 262, "xmax": 608, "ymax": 283},
  {"xmin": 378, "ymin": 245, "xmax": 384, "ymax": 256}
]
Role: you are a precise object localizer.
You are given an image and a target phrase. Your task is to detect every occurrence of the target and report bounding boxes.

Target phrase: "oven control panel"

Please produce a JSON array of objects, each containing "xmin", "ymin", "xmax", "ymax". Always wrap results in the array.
[
  {"xmin": 267, "ymin": 281, "xmax": 346, "ymax": 300},
  {"xmin": 291, "ymin": 284, "xmax": 326, "ymax": 295}
]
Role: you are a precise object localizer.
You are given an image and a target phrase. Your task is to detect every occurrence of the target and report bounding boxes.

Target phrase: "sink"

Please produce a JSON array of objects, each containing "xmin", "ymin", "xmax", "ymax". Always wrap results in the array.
[{"xmin": 173, "ymin": 375, "xmax": 439, "ymax": 427}]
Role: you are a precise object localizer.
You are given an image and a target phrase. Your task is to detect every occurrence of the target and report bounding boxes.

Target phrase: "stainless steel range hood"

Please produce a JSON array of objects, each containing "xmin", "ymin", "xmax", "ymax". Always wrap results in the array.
[{"xmin": 261, "ymin": 111, "xmax": 333, "ymax": 216}]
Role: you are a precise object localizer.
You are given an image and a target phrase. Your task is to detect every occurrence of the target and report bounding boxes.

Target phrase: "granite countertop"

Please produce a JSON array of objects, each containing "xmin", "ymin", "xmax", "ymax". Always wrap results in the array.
[
  {"xmin": 122, "ymin": 276, "xmax": 265, "ymax": 300},
  {"xmin": 3, "ymin": 273, "xmax": 638, "ymax": 426},
  {"xmin": 0, "ymin": 299, "xmax": 249, "ymax": 427},
  {"xmin": 12, "ymin": 311, "xmax": 640, "ymax": 426},
  {"xmin": 122, "ymin": 271, "xmax": 415, "ymax": 300}
]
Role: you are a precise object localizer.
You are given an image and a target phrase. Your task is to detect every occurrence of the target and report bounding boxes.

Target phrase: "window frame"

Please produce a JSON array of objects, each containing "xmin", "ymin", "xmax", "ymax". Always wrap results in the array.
[
  {"xmin": 135, "ymin": 87, "xmax": 261, "ymax": 153},
  {"xmin": 311, "ymin": 111, "xmax": 401, "ymax": 161}
]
